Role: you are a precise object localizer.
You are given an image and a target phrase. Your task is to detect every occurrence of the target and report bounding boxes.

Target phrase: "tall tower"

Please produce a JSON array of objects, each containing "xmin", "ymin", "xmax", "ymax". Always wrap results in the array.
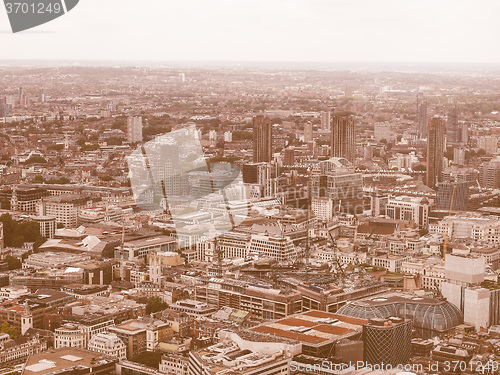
[
  {"xmin": 446, "ymin": 104, "xmax": 459, "ymax": 144},
  {"xmin": 127, "ymin": 116, "xmax": 143, "ymax": 143},
  {"xmin": 417, "ymin": 95, "xmax": 427, "ymax": 139},
  {"xmin": 320, "ymin": 111, "xmax": 331, "ymax": 131},
  {"xmin": 330, "ymin": 114, "xmax": 355, "ymax": 163},
  {"xmin": 253, "ymin": 115, "xmax": 272, "ymax": 163},
  {"xmin": 304, "ymin": 122, "xmax": 313, "ymax": 143},
  {"xmin": 426, "ymin": 117, "xmax": 446, "ymax": 189}
]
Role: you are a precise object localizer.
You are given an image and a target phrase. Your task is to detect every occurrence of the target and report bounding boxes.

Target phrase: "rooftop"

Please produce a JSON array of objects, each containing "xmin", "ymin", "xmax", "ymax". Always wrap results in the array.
[{"xmin": 250, "ymin": 310, "xmax": 366, "ymax": 346}]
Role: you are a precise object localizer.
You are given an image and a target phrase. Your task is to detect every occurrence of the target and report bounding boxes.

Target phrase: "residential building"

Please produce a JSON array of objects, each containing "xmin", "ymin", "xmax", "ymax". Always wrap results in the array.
[
  {"xmin": 330, "ymin": 114, "xmax": 355, "ymax": 162},
  {"xmin": 426, "ymin": 117, "xmax": 446, "ymax": 189}
]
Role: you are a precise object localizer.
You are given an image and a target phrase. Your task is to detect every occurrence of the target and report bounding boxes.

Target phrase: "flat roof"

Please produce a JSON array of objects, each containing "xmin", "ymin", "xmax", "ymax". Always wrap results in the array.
[
  {"xmin": 23, "ymin": 348, "xmax": 116, "ymax": 375},
  {"xmin": 249, "ymin": 310, "xmax": 367, "ymax": 346}
]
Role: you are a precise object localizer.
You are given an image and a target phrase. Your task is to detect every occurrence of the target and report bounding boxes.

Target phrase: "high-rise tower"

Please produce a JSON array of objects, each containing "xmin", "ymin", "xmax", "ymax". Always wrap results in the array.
[
  {"xmin": 330, "ymin": 114, "xmax": 355, "ymax": 163},
  {"xmin": 426, "ymin": 117, "xmax": 446, "ymax": 189},
  {"xmin": 417, "ymin": 95, "xmax": 427, "ymax": 139},
  {"xmin": 253, "ymin": 115, "xmax": 272, "ymax": 163},
  {"xmin": 127, "ymin": 116, "xmax": 143, "ymax": 143}
]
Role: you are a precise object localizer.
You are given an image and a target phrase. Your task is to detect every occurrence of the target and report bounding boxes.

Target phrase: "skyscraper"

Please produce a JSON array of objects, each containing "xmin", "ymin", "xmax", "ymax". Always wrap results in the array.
[
  {"xmin": 426, "ymin": 117, "xmax": 446, "ymax": 189},
  {"xmin": 320, "ymin": 111, "xmax": 331, "ymax": 131},
  {"xmin": 304, "ymin": 121, "xmax": 313, "ymax": 143},
  {"xmin": 284, "ymin": 148, "xmax": 295, "ymax": 166},
  {"xmin": 330, "ymin": 114, "xmax": 355, "ymax": 163},
  {"xmin": 127, "ymin": 116, "xmax": 143, "ymax": 143},
  {"xmin": 253, "ymin": 115, "xmax": 272, "ymax": 163},
  {"xmin": 446, "ymin": 104, "xmax": 467, "ymax": 145},
  {"xmin": 436, "ymin": 181, "xmax": 469, "ymax": 211},
  {"xmin": 417, "ymin": 95, "xmax": 427, "ymax": 139}
]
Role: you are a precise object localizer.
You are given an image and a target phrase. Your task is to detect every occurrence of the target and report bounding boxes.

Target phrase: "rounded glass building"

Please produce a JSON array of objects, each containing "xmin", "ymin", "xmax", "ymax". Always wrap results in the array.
[{"xmin": 338, "ymin": 292, "xmax": 463, "ymax": 338}]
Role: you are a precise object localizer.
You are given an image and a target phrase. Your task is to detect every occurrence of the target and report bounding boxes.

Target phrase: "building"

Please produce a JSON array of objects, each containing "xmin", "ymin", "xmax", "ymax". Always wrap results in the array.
[
  {"xmin": 310, "ymin": 158, "xmax": 363, "ymax": 215},
  {"xmin": 440, "ymin": 253, "xmax": 500, "ymax": 330},
  {"xmin": 250, "ymin": 310, "xmax": 366, "ymax": 360},
  {"xmin": 108, "ymin": 317, "xmax": 170, "ymax": 358},
  {"xmin": 446, "ymin": 104, "xmax": 467, "ymax": 145},
  {"xmin": 481, "ymin": 159, "xmax": 500, "ymax": 188},
  {"xmin": 330, "ymin": 114, "xmax": 355, "ymax": 162},
  {"xmin": 0, "ymin": 335, "xmax": 47, "ymax": 367},
  {"xmin": 454, "ymin": 147, "xmax": 466, "ymax": 165},
  {"xmin": 160, "ymin": 354, "xmax": 189, "ymax": 375},
  {"xmin": 436, "ymin": 181, "xmax": 469, "ymax": 211},
  {"xmin": 0, "ymin": 185, "xmax": 48, "ymax": 212},
  {"xmin": 304, "ymin": 122, "xmax": 313, "ymax": 143},
  {"xmin": 479, "ymin": 136, "xmax": 498, "ymax": 155},
  {"xmin": 283, "ymin": 147, "xmax": 295, "ymax": 166},
  {"xmin": 116, "ymin": 235, "xmax": 178, "ymax": 262},
  {"xmin": 417, "ymin": 95, "xmax": 427, "ymax": 139},
  {"xmin": 363, "ymin": 317, "xmax": 412, "ymax": 366},
  {"xmin": 31, "ymin": 216, "xmax": 56, "ymax": 238},
  {"xmin": 195, "ymin": 278, "xmax": 302, "ymax": 320},
  {"xmin": 37, "ymin": 194, "xmax": 92, "ymax": 228},
  {"xmin": 338, "ymin": 292, "xmax": 463, "ymax": 338},
  {"xmin": 127, "ymin": 116, "xmax": 143, "ymax": 143},
  {"xmin": 429, "ymin": 213, "xmax": 500, "ymax": 244},
  {"xmin": 385, "ymin": 196, "xmax": 429, "ymax": 228},
  {"xmin": 253, "ymin": 115, "xmax": 272, "ymax": 163},
  {"xmin": 54, "ymin": 323, "xmax": 86, "ymax": 349},
  {"xmin": 188, "ymin": 330, "xmax": 299, "ymax": 375},
  {"xmin": 426, "ymin": 117, "xmax": 446, "ymax": 189},
  {"xmin": 168, "ymin": 300, "xmax": 217, "ymax": 317},
  {"xmin": 23, "ymin": 347, "xmax": 118, "ymax": 375},
  {"xmin": 320, "ymin": 111, "xmax": 331, "ymax": 131},
  {"xmin": 88, "ymin": 332, "xmax": 126, "ymax": 359},
  {"xmin": 372, "ymin": 254, "xmax": 411, "ymax": 273}
]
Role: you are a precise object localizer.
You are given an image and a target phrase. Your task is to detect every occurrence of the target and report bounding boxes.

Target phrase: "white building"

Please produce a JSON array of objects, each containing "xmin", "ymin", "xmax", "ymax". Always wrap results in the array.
[
  {"xmin": 31, "ymin": 216, "xmax": 56, "ymax": 238},
  {"xmin": 372, "ymin": 254, "xmax": 411, "ymax": 273},
  {"xmin": 160, "ymin": 354, "xmax": 189, "ymax": 375},
  {"xmin": 88, "ymin": 332, "xmax": 126, "ymax": 359},
  {"xmin": 386, "ymin": 196, "xmax": 430, "ymax": 228},
  {"xmin": 54, "ymin": 323, "xmax": 86, "ymax": 349},
  {"xmin": 224, "ymin": 131, "xmax": 232, "ymax": 142},
  {"xmin": 311, "ymin": 197, "xmax": 334, "ymax": 221},
  {"xmin": 37, "ymin": 194, "xmax": 92, "ymax": 228},
  {"xmin": 429, "ymin": 214, "xmax": 500, "ymax": 244}
]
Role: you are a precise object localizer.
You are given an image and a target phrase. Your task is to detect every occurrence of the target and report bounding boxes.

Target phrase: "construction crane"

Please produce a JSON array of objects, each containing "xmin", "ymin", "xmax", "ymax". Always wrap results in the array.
[
  {"xmin": 328, "ymin": 231, "xmax": 346, "ymax": 282},
  {"xmin": 442, "ymin": 184, "xmax": 457, "ymax": 260},
  {"xmin": 119, "ymin": 217, "xmax": 126, "ymax": 281}
]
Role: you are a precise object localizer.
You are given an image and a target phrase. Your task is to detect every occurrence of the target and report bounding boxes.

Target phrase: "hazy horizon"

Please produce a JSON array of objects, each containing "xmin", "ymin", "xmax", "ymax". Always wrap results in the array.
[{"xmin": 1, "ymin": 0, "xmax": 500, "ymax": 64}]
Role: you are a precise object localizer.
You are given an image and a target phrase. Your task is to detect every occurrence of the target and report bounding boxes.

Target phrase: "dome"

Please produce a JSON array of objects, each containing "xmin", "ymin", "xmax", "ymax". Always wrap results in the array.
[{"xmin": 338, "ymin": 293, "xmax": 463, "ymax": 336}]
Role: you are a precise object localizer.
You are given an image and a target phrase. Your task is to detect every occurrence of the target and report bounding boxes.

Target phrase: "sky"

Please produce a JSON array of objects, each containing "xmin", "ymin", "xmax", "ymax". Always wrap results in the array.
[{"xmin": 1, "ymin": 0, "xmax": 500, "ymax": 63}]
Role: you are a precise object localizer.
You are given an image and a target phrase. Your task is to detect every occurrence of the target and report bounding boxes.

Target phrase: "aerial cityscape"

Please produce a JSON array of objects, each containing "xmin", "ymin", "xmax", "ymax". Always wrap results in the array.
[
  {"xmin": 1, "ymin": 0, "xmax": 500, "ymax": 374},
  {"xmin": 0, "ymin": 63, "xmax": 499, "ymax": 375}
]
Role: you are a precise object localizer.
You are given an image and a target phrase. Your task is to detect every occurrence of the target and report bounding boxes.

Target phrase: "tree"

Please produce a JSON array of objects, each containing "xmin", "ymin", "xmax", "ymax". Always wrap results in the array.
[
  {"xmin": 0, "ymin": 214, "xmax": 43, "ymax": 248},
  {"xmin": 25, "ymin": 156, "xmax": 47, "ymax": 164},
  {"xmin": 477, "ymin": 148, "xmax": 487, "ymax": 156},
  {"xmin": 0, "ymin": 321, "xmax": 18, "ymax": 338},
  {"xmin": 32, "ymin": 175, "xmax": 44, "ymax": 184},
  {"xmin": 146, "ymin": 296, "xmax": 168, "ymax": 315},
  {"xmin": 414, "ymin": 164, "xmax": 427, "ymax": 171},
  {"xmin": 47, "ymin": 144, "xmax": 64, "ymax": 151},
  {"xmin": 5, "ymin": 255, "xmax": 21, "ymax": 270}
]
